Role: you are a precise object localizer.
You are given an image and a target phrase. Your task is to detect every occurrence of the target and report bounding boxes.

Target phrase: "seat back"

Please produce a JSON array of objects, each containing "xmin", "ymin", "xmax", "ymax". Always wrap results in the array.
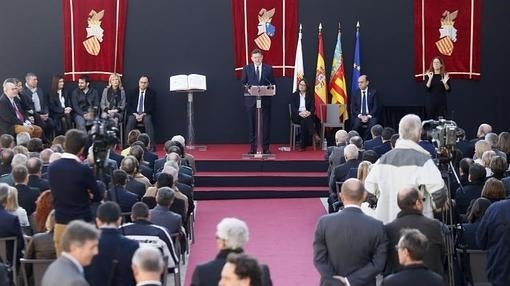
[
  {"xmin": 20, "ymin": 258, "xmax": 54, "ymax": 286},
  {"xmin": 0, "ymin": 236, "xmax": 18, "ymax": 285},
  {"xmin": 467, "ymin": 249, "xmax": 490, "ymax": 285}
]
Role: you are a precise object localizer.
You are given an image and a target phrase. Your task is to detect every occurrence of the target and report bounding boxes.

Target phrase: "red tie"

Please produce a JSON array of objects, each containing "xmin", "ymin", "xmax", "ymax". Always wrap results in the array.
[{"xmin": 12, "ymin": 101, "xmax": 25, "ymax": 122}]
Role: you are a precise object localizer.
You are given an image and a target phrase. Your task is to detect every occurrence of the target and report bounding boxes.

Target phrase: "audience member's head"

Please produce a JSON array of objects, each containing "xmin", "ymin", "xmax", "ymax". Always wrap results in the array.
[
  {"xmin": 156, "ymin": 173, "xmax": 174, "ymax": 188},
  {"xmin": 220, "ymin": 253, "xmax": 262, "ymax": 286},
  {"xmin": 121, "ymin": 156, "xmax": 139, "ymax": 176},
  {"xmin": 26, "ymin": 157, "xmax": 42, "ymax": 175},
  {"xmin": 5, "ymin": 187, "xmax": 21, "ymax": 212},
  {"xmin": 0, "ymin": 134, "xmax": 15, "ymax": 149},
  {"xmin": 35, "ymin": 190, "xmax": 54, "ymax": 232},
  {"xmin": 381, "ymin": 127, "xmax": 396, "ymax": 142},
  {"xmin": 131, "ymin": 202, "xmax": 150, "ymax": 222},
  {"xmin": 137, "ymin": 134, "xmax": 151, "ymax": 150},
  {"xmin": 112, "ymin": 169, "xmax": 128, "ymax": 187},
  {"xmin": 397, "ymin": 187, "xmax": 423, "ymax": 212},
  {"xmin": 474, "ymin": 140, "xmax": 491, "ymax": 160},
  {"xmin": 61, "ymin": 220, "xmax": 100, "ymax": 266},
  {"xmin": 481, "ymin": 150, "xmax": 496, "ymax": 167},
  {"xmin": 216, "ymin": 217, "xmax": 249, "ymax": 251},
  {"xmin": 50, "ymin": 144, "xmax": 64, "ymax": 154},
  {"xmin": 129, "ymin": 145, "xmax": 145, "ymax": 164},
  {"xmin": 127, "ymin": 130, "xmax": 142, "ymax": 147},
  {"xmin": 52, "ymin": 135, "xmax": 66, "ymax": 147},
  {"xmin": 64, "ymin": 129, "xmax": 87, "ymax": 155},
  {"xmin": 131, "ymin": 246, "xmax": 165, "ymax": 284},
  {"xmin": 11, "ymin": 153, "xmax": 28, "ymax": 168},
  {"xmin": 468, "ymin": 164, "xmax": 486, "ymax": 184},
  {"xmin": 476, "ymin": 124, "xmax": 492, "ymax": 139},
  {"xmin": 481, "ymin": 178, "xmax": 506, "ymax": 203},
  {"xmin": 156, "ymin": 187, "xmax": 175, "ymax": 208},
  {"xmin": 370, "ymin": 124, "xmax": 383, "ymax": 139},
  {"xmin": 27, "ymin": 138, "xmax": 43, "ymax": 153},
  {"xmin": 40, "ymin": 148, "xmax": 53, "ymax": 164},
  {"xmin": 166, "ymin": 152, "xmax": 181, "ymax": 165},
  {"xmin": 16, "ymin": 132, "xmax": 31, "ymax": 146},
  {"xmin": 459, "ymin": 158, "xmax": 474, "ymax": 177},
  {"xmin": 12, "ymin": 165, "xmax": 28, "ymax": 185},
  {"xmin": 485, "ymin": 133, "xmax": 499, "ymax": 149},
  {"xmin": 396, "ymin": 229, "xmax": 428, "ymax": 266},
  {"xmin": 1, "ymin": 149, "xmax": 14, "ymax": 167},
  {"xmin": 96, "ymin": 201, "xmax": 122, "ymax": 227},
  {"xmin": 399, "ymin": 114, "xmax": 422, "ymax": 142},
  {"xmin": 171, "ymin": 135, "xmax": 186, "ymax": 148},
  {"xmin": 343, "ymin": 144, "xmax": 359, "ymax": 161},
  {"xmin": 390, "ymin": 134, "xmax": 400, "ymax": 149},
  {"xmin": 361, "ymin": 150, "xmax": 378, "ymax": 164},
  {"xmin": 357, "ymin": 161, "xmax": 372, "ymax": 183},
  {"xmin": 12, "ymin": 145, "xmax": 29, "ymax": 156},
  {"xmin": 497, "ymin": 132, "xmax": 510, "ymax": 155},
  {"xmin": 162, "ymin": 165, "xmax": 178, "ymax": 184},
  {"xmin": 339, "ymin": 178, "xmax": 366, "ymax": 205},
  {"xmin": 490, "ymin": 156, "xmax": 507, "ymax": 179},
  {"xmin": 466, "ymin": 197, "xmax": 492, "ymax": 223},
  {"xmin": 348, "ymin": 130, "xmax": 359, "ymax": 139},
  {"xmin": 0, "ymin": 183, "xmax": 9, "ymax": 207},
  {"xmin": 349, "ymin": 136, "xmax": 363, "ymax": 150},
  {"xmin": 335, "ymin": 130, "xmax": 349, "ymax": 145}
]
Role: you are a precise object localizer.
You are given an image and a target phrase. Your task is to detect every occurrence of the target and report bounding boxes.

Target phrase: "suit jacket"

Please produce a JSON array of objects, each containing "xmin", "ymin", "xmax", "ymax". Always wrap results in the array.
[
  {"xmin": 240, "ymin": 63, "xmax": 275, "ymax": 108},
  {"xmin": 126, "ymin": 176, "xmax": 147, "ymax": 200},
  {"xmin": 106, "ymin": 186, "xmax": 139, "ymax": 213},
  {"xmin": 191, "ymin": 248, "xmax": 272, "ymax": 286},
  {"xmin": 373, "ymin": 141, "xmax": 392, "ymax": 158},
  {"xmin": 28, "ymin": 175, "xmax": 50, "ymax": 192},
  {"xmin": 350, "ymin": 88, "xmax": 379, "ymax": 119},
  {"xmin": 15, "ymin": 183, "xmax": 40, "ymax": 216},
  {"xmin": 71, "ymin": 87, "xmax": 99, "ymax": 116},
  {"xmin": 49, "ymin": 90, "xmax": 72, "ymax": 118},
  {"xmin": 85, "ymin": 228, "xmax": 139, "ymax": 286},
  {"xmin": 329, "ymin": 159, "xmax": 360, "ymax": 193},
  {"xmin": 24, "ymin": 231, "xmax": 56, "ymax": 259},
  {"xmin": 0, "ymin": 207, "xmax": 25, "ymax": 264},
  {"xmin": 290, "ymin": 91, "xmax": 315, "ymax": 123},
  {"xmin": 0, "ymin": 94, "xmax": 27, "ymax": 135},
  {"xmin": 313, "ymin": 207, "xmax": 387, "ymax": 286},
  {"xmin": 364, "ymin": 137, "xmax": 383, "ymax": 151},
  {"xmin": 381, "ymin": 264, "xmax": 445, "ymax": 286},
  {"xmin": 384, "ymin": 210, "xmax": 445, "ymax": 276},
  {"xmin": 455, "ymin": 183, "xmax": 484, "ymax": 215},
  {"xmin": 150, "ymin": 205, "xmax": 182, "ymax": 235},
  {"xmin": 126, "ymin": 87, "xmax": 156, "ymax": 115},
  {"xmin": 42, "ymin": 255, "xmax": 88, "ymax": 286},
  {"xmin": 143, "ymin": 149, "xmax": 158, "ymax": 170},
  {"xmin": 22, "ymin": 86, "xmax": 49, "ymax": 114},
  {"xmin": 109, "ymin": 152, "xmax": 124, "ymax": 169}
]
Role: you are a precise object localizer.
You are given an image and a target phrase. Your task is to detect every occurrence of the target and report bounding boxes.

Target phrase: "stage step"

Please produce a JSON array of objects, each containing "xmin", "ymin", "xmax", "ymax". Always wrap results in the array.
[
  {"xmin": 194, "ymin": 186, "xmax": 329, "ymax": 200},
  {"xmin": 195, "ymin": 160, "xmax": 328, "ymax": 172},
  {"xmin": 195, "ymin": 171, "xmax": 327, "ymax": 187}
]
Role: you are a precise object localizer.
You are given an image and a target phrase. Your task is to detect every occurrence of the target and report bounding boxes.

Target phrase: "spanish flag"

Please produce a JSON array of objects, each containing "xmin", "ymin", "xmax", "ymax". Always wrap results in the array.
[
  {"xmin": 314, "ymin": 24, "xmax": 328, "ymax": 122},
  {"xmin": 329, "ymin": 24, "xmax": 349, "ymax": 121}
]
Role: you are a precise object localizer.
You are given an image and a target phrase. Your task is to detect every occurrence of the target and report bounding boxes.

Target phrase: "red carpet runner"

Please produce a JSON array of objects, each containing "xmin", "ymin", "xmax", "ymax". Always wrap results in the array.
[{"xmin": 185, "ymin": 198, "xmax": 325, "ymax": 285}]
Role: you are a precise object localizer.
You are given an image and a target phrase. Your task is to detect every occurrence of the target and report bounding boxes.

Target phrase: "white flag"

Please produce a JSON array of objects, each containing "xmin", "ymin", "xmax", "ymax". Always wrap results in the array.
[{"xmin": 292, "ymin": 25, "xmax": 304, "ymax": 93}]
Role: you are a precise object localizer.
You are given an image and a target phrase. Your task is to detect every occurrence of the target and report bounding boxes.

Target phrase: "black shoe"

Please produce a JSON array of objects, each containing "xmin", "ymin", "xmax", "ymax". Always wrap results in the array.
[{"xmin": 263, "ymin": 150, "xmax": 271, "ymax": 154}]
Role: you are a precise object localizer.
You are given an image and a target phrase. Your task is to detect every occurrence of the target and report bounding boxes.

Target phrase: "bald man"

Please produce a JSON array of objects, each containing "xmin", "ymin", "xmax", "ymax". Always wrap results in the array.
[
  {"xmin": 313, "ymin": 178, "xmax": 387, "ymax": 286},
  {"xmin": 350, "ymin": 75, "xmax": 379, "ymax": 139}
]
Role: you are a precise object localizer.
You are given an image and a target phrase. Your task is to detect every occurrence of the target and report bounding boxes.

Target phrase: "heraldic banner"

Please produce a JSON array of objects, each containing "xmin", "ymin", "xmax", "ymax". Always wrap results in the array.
[
  {"xmin": 232, "ymin": 0, "xmax": 298, "ymax": 77},
  {"xmin": 63, "ymin": 0, "xmax": 127, "ymax": 81},
  {"xmin": 415, "ymin": 0, "xmax": 481, "ymax": 80}
]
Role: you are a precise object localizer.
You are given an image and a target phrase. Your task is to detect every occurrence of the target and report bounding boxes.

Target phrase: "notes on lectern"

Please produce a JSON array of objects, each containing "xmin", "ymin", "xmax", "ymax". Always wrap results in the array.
[{"xmin": 170, "ymin": 74, "xmax": 207, "ymax": 92}]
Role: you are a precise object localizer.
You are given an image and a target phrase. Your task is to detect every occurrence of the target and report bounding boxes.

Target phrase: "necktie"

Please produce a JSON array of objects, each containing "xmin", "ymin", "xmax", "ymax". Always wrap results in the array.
[
  {"xmin": 12, "ymin": 100, "xmax": 24, "ymax": 121},
  {"xmin": 137, "ymin": 91, "xmax": 144, "ymax": 113},
  {"xmin": 256, "ymin": 66, "xmax": 261, "ymax": 83},
  {"xmin": 361, "ymin": 91, "xmax": 368, "ymax": 115}
]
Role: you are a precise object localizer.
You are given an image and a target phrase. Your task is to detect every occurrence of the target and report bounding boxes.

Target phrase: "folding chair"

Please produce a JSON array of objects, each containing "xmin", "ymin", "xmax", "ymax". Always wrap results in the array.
[
  {"xmin": 20, "ymin": 258, "xmax": 54, "ymax": 286},
  {"xmin": 0, "ymin": 236, "xmax": 18, "ymax": 286}
]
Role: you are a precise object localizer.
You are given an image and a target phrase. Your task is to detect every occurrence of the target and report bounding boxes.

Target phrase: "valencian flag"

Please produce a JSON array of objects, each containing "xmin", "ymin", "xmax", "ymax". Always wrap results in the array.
[
  {"xmin": 314, "ymin": 24, "xmax": 328, "ymax": 122},
  {"xmin": 62, "ymin": 0, "xmax": 127, "ymax": 81},
  {"xmin": 415, "ymin": 0, "xmax": 481, "ymax": 79},
  {"xmin": 292, "ymin": 24, "xmax": 304, "ymax": 93},
  {"xmin": 329, "ymin": 24, "xmax": 349, "ymax": 122},
  {"xmin": 351, "ymin": 22, "xmax": 361, "ymax": 96},
  {"xmin": 232, "ymin": 0, "xmax": 298, "ymax": 77}
]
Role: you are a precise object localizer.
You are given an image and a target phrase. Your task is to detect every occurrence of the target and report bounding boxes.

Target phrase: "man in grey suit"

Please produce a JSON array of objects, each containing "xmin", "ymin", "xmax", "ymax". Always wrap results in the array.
[
  {"xmin": 42, "ymin": 220, "xmax": 99, "ymax": 286},
  {"xmin": 313, "ymin": 178, "xmax": 387, "ymax": 286},
  {"xmin": 149, "ymin": 187, "xmax": 183, "ymax": 235}
]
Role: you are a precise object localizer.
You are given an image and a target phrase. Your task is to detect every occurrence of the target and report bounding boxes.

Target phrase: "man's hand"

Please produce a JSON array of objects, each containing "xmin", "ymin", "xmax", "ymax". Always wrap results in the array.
[
  {"xmin": 64, "ymin": 107, "xmax": 72, "ymax": 114},
  {"xmin": 299, "ymin": 111, "xmax": 310, "ymax": 118}
]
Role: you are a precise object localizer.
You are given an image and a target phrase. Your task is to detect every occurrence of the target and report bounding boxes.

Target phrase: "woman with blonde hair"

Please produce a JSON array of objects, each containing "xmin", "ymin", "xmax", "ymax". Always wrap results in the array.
[
  {"xmin": 357, "ymin": 161, "xmax": 373, "ymax": 183},
  {"xmin": 5, "ymin": 186, "xmax": 30, "ymax": 227},
  {"xmin": 481, "ymin": 177, "xmax": 506, "ymax": 203},
  {"xmin": 100, "ymin": 73, "xmax": 126, "ymax": 124}
]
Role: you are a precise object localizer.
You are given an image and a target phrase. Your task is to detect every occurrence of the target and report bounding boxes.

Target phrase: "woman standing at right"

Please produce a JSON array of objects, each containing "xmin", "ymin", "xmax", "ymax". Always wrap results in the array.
[{"xmin": 425, "ymin": 56, "xmax": 451, "ymax": 119}]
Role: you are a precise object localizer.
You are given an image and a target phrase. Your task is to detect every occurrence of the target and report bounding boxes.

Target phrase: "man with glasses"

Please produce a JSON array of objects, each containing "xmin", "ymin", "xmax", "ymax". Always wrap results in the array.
[{"xmin": 125, "ymin": 75, "xmax": 156, "ymax": 150}]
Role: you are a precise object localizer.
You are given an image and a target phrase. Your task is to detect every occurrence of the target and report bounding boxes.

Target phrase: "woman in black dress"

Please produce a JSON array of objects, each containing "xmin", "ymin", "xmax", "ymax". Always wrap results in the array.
[
  {"xmin": 425, "ymin": 56, "xmax": 451, "ymax": 119},
  {"xmin": 290, "ymin": 79, "xmax": 320, "ymax": 150},
  {"xmin": 48, "ymin": 74, "xmax": 73, "ymax": 135},
  {"xmin": 100, "ymin": 73, "xmax": 126, "ymax": 125}
]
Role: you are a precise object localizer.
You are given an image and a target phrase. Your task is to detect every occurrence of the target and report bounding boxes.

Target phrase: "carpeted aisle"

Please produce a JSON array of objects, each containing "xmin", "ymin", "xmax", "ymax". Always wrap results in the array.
[{"xmin": 185, "ymin": 198, "xmax": 325, "ymax": 285}]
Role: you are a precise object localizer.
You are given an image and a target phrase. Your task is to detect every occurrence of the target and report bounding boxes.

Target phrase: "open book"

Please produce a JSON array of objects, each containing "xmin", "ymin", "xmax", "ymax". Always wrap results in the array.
[{"xmin": 170, "ymin": 74, "xmax": 207, "ymax": 91}]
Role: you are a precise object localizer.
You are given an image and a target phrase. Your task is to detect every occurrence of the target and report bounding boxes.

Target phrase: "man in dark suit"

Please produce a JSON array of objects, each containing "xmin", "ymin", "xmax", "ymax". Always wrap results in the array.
[
  {"xmin": 373, "ymin": 127, "xmax": 395, "ymax": 158},
  {"xmin": 240, "ymin": 49, "xmax": 276, "ymax": 154},
  {"xmin": 456, "ymin": 164, "xmax": 485, "ymax": 215},
  {"xmin": 85, "ymin": 202, "xmax": 139, "ymax": 286},
  {"xmin": 0, "ymin": 149, "xmax": 14, "ymax": 177},
  {"xmin": 363, "ymin": 124, "xmax": 383, "ymax": 151},
  {"xmin": 149, "ymin": 187, "xmax": 182, "ymax": 235},
  {"xmin": 21, "ymin": 73, "xmax": 55, "ymax": 142},
  {"xmin": 125, "ymin": 75, "xmax": 156, "ymax": 150},
  {"xmin": 121, "ymin": 156, "xmax": 147, "ymax": 199},
  {"xmin": 329, "ymin": 144, "xmax": 360, "ymax": 193},
  {"xmin": 384, "ymin": 187, "xmax": 445, "ymax": 277},
  {"xmin": 138, "ymin": 133, "xmax": 158, "ymax": 169},
  {"xmin": 12, "ymin": 165, "xmax": 40, "ymax": 216},
  {"xmin": 70, "ymin": 75, "xmax": 99, "ymax": 131},
  {"xmin": 313, "ymin": 178, "xmax": 387, "ymax": 286},
  {"xmin": 131, "ymin": 246, "xmax": 165, "ymax": 286},
  {"xmin": 0, "ymin": 78, "xmax": 43, "ymax": 138},
  {"xmin": 350, "ymin": 75, "xmax": 379, "ymax": 139},
  {"xmin": 382, "ymin": 229, "xmax": 445, "ymax": 286},
  {"xmin": 26, "ymin": 157, "xmax": 50, "ymax": 192},
  {"xmin": 106, "ymin": 169, "xmax": 139, "ymax": 213},
  {"xmin": 0, "ymin": 183, "xmax": 25, "ymax": 268},
  {"xmin": 42, "ymin": 220, "xmax": 99, "ymax": 286}
]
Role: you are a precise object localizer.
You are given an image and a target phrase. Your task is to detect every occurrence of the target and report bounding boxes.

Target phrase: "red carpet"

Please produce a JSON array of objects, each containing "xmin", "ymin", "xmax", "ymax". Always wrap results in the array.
[{"xmin": 185, "ymin": 198, "xmax": 325, "ymax": 285}]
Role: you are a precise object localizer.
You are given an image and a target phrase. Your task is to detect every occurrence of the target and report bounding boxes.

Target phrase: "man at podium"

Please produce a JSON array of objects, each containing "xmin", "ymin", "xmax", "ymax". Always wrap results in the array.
[{"xmin": 241, "ymin": 49, "xmax": 275, "ymax": 154}]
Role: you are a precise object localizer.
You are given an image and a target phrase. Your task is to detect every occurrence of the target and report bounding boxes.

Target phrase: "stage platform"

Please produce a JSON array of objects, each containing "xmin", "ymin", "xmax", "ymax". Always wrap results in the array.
[{"xmin": 180, "ymin": 144, "xmax": 329, "ymax": 200}]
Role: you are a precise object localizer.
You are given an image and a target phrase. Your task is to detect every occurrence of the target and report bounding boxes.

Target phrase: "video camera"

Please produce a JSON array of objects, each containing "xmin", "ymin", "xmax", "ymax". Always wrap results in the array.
[
  {"xmin": 422, "ymin": 119, "xmax": 463, "ymax": 160},
  {"xmin": 88, "ymin": 107, "xmax": 119, "ymax": 170}
]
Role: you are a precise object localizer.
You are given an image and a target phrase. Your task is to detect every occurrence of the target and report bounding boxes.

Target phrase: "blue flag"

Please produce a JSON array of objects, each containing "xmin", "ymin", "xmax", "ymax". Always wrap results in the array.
[{"xmin": 351, "ymin": 25, "xmax": 361, "ymax": 95}]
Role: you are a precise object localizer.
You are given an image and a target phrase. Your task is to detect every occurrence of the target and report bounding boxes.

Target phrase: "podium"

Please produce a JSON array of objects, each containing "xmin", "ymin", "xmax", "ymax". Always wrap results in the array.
[{"xmin": 243, "ymin": 85, "xmax": 276, "ymax": 159}]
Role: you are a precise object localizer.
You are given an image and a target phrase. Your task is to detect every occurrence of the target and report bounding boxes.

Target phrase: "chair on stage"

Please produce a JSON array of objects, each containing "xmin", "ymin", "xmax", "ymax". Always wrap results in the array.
[
  {"xmin": 288, "ymin": 104, "xmax": 317, "ymax": 151},
  {"xmin": 319, "ymin": 104, "xmax": 346, "ymax": 144}
]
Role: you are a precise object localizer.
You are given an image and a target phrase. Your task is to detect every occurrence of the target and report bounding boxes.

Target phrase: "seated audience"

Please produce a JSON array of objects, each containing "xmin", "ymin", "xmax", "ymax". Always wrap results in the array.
[
  {"xmin": 0, "ymin": 148, "xmax": 14, "ymax": 176},
  {"xmin": 418, "ymin": 129, "xmax": 437, "ymax": 159},
  {"xmin": 172, "ymin": 135, "xmax": 197, "ymax": 173},
  {"xmin": 120, "ymin": 155, "xmax": 147, "ymax": 199},
  {"xmin": 192, "ymin": 217, "xmax": 272, "ymax": 286},
  {"xmin": 363, "ymin": 124, "xmax": 383, "ymax": 151},
  {"xmin": 372, "ymin": 127, "xmax": 395, "ymax": 158},
  {"xmin": 21, "ymin": 73, "xmax": 55, "ymax": 142},
  {"xmin": 481, "ymin": 177, "xmax": 506, "ymax": 203},
  {"xmin": 456, "ymin": 128, "xmax": 474, "ymax": 159},
  {"xmin": 0, "ymin": 134, "xmax": 15, "ymax": 149},
  {"xmin": 70, "ymin": 75, "xmax": 99, "ymax": 131},
  {"xmin": 361, "ymin": 149, "xmax": 378, "ymax": 164},
  {"xmin": 455, "ymin": 164, "xmax": 485, "ymax": 215},
  {"xmin": 25, "ymin": 210, "xmax": 56, "ymax": 259},
  {"xmin": 384, "ymin": 187, "xmax": 445, "ymax": 276},
  {"xmin": 31, "ymin": 190, "xmax": 54, "ymax": 234},
  {"xmin": 481, "ymin": 150, "xmax": 496, "ymax": 176},
  {"xmin": 149, "ymin": 187, "xmax": 182, "ymax": 235},
  {"xmin": 497, "ymin": 131, "xmax": 510, "ymax": 160},
  {"xmin": 48, "ymin": 74, "xmax": 73, "ymax": 135},
  {"xmin": 26, "ymin": 138, "xmax": 43, "ymax": 153},
  {"xmin": 456, "ymin": 197, "xmax": 491, "ymax": 249},
  {"xmin": 329, "ymin": 144, "xmax": 360, "ymax": 193},
  {"xmin": 138, "ymin": 133, "xmax": 158, "ymax": 170},
  {"xmin": 85, "ymin": 202, "xmax": 139, "ymax": 286},
  {"xmin": 121, "ymin": 129, "xmax": 141, "ymax": 156},
  {"xmin": 473, "ymin": 140, "xmax": 490, "ymax": 163},
  {"xmin": 485, "ymin": 132, "xmax": 507, "ymax": 160},
  {"xmin": 489, "ymin": 156, "xmax": 507, "ymax": 180},
  {"xmin": 16, "ymin": 132, "xmax": 31, "ymax": 147},
  {"xmin": 154, "ymin": 169, "xmax": 189, "ymax": 220},
  {"xmin": 0, "ymin": 183, "xmax": 25, "ymax": 270},
  {"xmin": 5, "ymin": 186, "xmax": 30, "ymax": 228},
  {"xmin": 12, "ymin": 165, "xmax": 39, "ymax": 216},
  {"xmin": 219, "ymin": 253, "xmax": 264, "ymax": 286},
  {"xmin": 106, "ymin": 169, "xmax": 139, "ymax": 213},
  {"xmin": 0, "ymin": 153, "xmax": 28, "ymax": 186},
  {"xmin": 41, "ymin": 220, "xmax": 100, "ymax": 286},
  {"xmin": 26, "ymin": 157, "xmax": 50, "ymax": 192},
  {"xmin": 125, "ymin": 75, "xmax": 156, "ymax": 150},
  {"xmin": 327, "ymin": 130, "xmax": 348, "ymax": 176},
  {"xmin": 131, "ymin": 246, "xmax": 165, "ymax": 286},
  {"xmin": 382, "ymin": 229, "xmax": 445, "ymax": 286},
  {"xmin": 129, "ymin": 144, "xmax": 153, "ymax": 185}
]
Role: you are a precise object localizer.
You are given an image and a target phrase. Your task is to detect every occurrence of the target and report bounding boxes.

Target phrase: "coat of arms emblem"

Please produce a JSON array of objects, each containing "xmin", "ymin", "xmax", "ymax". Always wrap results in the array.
[
  {"xmin": 83, "ymin": 9, "xmax": 105, "ymax": 56},
  {"xmin": 254, "ymin": 8, "xmax": 276, "ymax": 51},
  {"xmin": 435, "ymin": 10, "xmax": 458, "ymax": 56}
]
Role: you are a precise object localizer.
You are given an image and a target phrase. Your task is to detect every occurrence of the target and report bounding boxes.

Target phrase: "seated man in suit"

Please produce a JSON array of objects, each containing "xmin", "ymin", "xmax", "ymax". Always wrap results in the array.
[
  {"xmin": 313, "ymin": 178, "xmax": 387, "ymax": 286},
  {"xmin": 42, "ymin": 220, "xmax": 100, "ymax": 286},
  {"xmin": 329, "ymin": 144, "xmax": 360, "ymax": 193},
  {"xmin": 21, "ymin": 73, "xmax": 55, "ymax": 142},
  {"xmin": 106, "ymin": 169, "xmax": 139, "ymax": 214},
  {"xmin": 125, "ymin": 75, "xmax": 156, "ymax": 150},
  {"xmin": 120, "ymin": 156, "xmax": 147, "ymax": 200},
  {"xmin": 373, "ymin": 127, "xmax": 395, "ymax": 158},
  {"xmin": 364, "ymin": 124, "xmax": 383, "ymax": 151},
  {"xmin": 149, "ymin": 187, "xmax": 182, "ymax": 235},
  {"xmin": 131, "ymin": 246, "xmax": 165, "ymax": 286},
  {"xmin": 350, "ymin": 75, "xmax": 379, "ymax": 139},
  {"xmin": 70, "ymin": 76, "xmax": 99, "ymax": 131},
  {"xmin": 85, "ymin": 202, "xmax": 139, "ymax": 286},
  {"xmin": 382, "ymin": 229, "xmax": 445, "ymax": 286},
  {"xmin": 26, "ymin": 157, "xmax": 50, "ymax": 193},
  {"xmin": 12, "ymin": 165, "xmax": 40, "ymax": 217},
  {"xmin": 138, "ymin": 133, "xmax": 158, "ymax": 170},
  {"xmin": 0, "ymin": 78, "xmax": 43, "ymax": 139}
]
